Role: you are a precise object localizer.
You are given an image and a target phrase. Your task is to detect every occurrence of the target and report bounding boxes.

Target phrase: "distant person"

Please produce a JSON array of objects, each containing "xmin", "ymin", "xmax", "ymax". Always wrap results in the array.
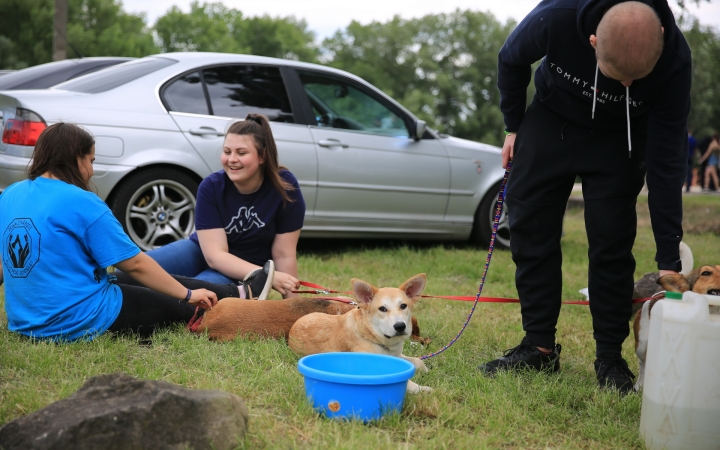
[
  {"xmin": 686, "ymin": 128, "xmax": 697, "ymax": 192},
  {"xmin": 481, "ymin": 0, "xmax": 691, "ymax": 395},
  {"xmin": 698, "ymin": 134, "xmax": 720, "ymax": 192},
  {"xmin": 126, "ymin": 113, "xmax": 306, "ymax": 300},
  {"xmin": 0, "ymin": 123, "xmax": 245, "ymax": 342}
]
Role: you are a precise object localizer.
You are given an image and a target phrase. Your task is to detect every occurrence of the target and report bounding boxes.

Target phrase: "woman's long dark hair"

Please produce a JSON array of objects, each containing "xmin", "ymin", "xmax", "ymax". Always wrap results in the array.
[
  {"xmin": 226, "ymin": 113, "xmax": 294, "ymax": 203},
  {"xmin": 27, "ymin": 122, "xmax": 95, "ymax": 191}
]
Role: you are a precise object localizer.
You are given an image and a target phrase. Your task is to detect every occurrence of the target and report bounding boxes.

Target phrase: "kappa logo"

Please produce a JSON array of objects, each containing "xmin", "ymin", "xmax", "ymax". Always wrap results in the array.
[
  {"xmin": 225, "ymin": 206, "xmax": 265, "ymax": 235},
  {"xmin": 3, "ymin": 218, "xmax": 41, "ymax": 278}
]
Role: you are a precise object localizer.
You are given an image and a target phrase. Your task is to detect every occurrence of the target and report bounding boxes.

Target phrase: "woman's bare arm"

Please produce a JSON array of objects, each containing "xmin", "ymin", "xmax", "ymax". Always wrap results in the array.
[{"xmin": 271, "ymin": 230, "xmax": 301, "ymax": 297}]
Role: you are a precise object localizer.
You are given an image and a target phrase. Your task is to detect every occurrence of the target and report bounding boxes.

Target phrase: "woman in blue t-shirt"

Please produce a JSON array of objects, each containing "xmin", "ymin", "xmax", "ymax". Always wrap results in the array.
[
  {"xmin": 141, "ymin": 113, "xmax": 306, "ymax": 299},
  {"xmin": 0, "ymin": 123, "xmax": 247, "ymax": 342}
]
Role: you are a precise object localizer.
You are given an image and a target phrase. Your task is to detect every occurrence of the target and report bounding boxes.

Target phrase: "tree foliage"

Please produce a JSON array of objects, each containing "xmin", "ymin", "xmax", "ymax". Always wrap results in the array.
[
  {"xmin": 154, "ymin": 1, "xmax": 317, "ymax": 61},
  {"xmin": 679, "ymin": 16, "xmax": 720, "ymax": 137},
  {"xmin": 323, "ymin": 10, "xmax": 515, "ymax": 145},
  {"xmin": 0, "ymin": 0, "xmax": 156, "ymax": 69}
]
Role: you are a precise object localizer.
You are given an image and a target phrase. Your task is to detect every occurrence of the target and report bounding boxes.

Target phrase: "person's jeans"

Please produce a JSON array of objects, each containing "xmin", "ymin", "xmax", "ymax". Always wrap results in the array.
[{"xmin": 145, "ymin": 239, "xmax": 236, "ymax": 284}]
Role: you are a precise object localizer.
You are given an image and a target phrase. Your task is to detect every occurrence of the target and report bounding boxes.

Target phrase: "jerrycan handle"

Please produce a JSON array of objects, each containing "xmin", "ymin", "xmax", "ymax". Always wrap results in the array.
[{"xmin": 671, "ymin": 291, "xmax": 720, "ymax": 306}]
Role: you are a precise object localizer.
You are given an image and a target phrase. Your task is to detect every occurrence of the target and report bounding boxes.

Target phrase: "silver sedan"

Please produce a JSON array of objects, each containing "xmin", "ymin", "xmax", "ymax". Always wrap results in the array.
[{"xmin": 0, "ymin": 53, "xmax": 509, "ymax": 250}]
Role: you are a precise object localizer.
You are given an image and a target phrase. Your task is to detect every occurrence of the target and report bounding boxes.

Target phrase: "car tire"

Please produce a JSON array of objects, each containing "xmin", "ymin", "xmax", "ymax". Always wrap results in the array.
[
  {"xmin": 109, "ymin": 168, "xmax": 198, "ymax": 251},
  {"xmin": 470, "ymin": 181, "xmax": 510, "ymax": 250}
]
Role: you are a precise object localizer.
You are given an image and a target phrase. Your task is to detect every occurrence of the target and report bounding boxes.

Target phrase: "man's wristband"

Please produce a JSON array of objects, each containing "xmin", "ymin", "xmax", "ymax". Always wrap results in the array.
[
  {"xmin": 182, "ymin": 288, "xmax": 192, "ymax": 303},
  {"xmin": 657, "ymin": 259, "xmax": 682, "ymax": 272},
  {"xmin": 504, "ymin": 131, "xmax": 516, "ymax": 137}
]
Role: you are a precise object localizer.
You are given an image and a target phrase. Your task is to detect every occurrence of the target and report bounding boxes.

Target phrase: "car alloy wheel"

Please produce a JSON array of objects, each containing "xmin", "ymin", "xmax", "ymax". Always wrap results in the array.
[{"xmin": 110, "ymin": 169, "xmax": 198, "ymax": 251}]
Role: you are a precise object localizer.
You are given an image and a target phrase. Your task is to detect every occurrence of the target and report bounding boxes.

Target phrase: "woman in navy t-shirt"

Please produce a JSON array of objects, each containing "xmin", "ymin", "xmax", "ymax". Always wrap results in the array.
[{"xmin": 143, "ymin": 113, "xmax": 306, "ymax": 299}]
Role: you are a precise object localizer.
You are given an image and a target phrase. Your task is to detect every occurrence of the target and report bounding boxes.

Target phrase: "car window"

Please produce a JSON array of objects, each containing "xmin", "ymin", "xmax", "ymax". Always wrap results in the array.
[
  {"xmin": 297, "ymin": 70, "xmax": 409, "ymax": 138},
  {"xmin": 0, "ymin": 59, "xmax": 131, "ymax": 90},
  {"xmin": 202, "ymin": 65, "xmax": 293, "ymax": 123},
  {"xmin": 163, "ymin": 71, "xmax": 209, "ymax": 115},
  {"xmin": 54, "ymin": 57, "xmax": 177, "ymax": 93}
]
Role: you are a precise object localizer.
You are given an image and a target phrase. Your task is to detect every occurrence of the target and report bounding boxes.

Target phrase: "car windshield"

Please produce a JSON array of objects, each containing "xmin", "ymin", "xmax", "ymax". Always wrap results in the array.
[
  {"xmin": 54, "ymin": 57, "xmax": 177, "ymax": 93},
  {"xmin": 0, "ymin": 59, "xmax": 131, "ymax": 90}
]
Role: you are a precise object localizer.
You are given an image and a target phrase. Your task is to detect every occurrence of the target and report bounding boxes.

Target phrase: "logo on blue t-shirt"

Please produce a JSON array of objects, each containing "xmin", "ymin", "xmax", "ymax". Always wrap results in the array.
[
  {"xmin": 225, "ymin": 206, "xmax": 266, "ymax": 235},
  {"xmin": 3, "ymin": 218, "xmax": 41, "ymax": 278}
]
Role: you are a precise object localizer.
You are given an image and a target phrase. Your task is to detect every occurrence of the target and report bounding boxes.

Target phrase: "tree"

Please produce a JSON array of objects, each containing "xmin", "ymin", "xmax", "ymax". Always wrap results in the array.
[
  {"xmin": 679, "ymin": 16, "xmax": 720, "ymax": 137},
  {"xmin": 154, "ymin": 1, "xmax": 318, "ymax": 61},
  {"xmin": 322, "ymin": 10, "xmax": 515, "ymax": 146},
  {"xmin": 0, "ymin": 0, "xmax": 156, "ymax": 69}
]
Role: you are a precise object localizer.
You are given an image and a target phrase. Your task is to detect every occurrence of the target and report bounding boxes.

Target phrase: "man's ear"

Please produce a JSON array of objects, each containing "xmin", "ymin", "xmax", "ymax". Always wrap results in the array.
[
  {"xmin": 589, "ymin": 34, "xmax": 598, "ymax": 49},
  {"xmin": 399, "ymin": 274, "xmax": 427, "ymax": 302},
  {"xmin": 351, "ymin": 279, "xmax": 378, "ymax": 305}
]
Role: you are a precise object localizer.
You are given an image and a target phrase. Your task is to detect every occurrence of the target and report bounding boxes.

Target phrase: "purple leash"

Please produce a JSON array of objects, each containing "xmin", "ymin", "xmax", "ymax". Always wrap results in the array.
[{"xmin": 420, "ymin": 161, "xmax": 512, "ymax": 360}]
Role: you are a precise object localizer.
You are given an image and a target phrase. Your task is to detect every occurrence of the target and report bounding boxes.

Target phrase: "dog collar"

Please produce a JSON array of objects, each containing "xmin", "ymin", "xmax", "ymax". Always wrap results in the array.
[{"xmin": 362, "ymin": 335, "xmax": 391, "ymax": 352}]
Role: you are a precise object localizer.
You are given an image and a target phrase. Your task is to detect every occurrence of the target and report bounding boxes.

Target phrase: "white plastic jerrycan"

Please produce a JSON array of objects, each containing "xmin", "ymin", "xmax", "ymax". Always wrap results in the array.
[{"xmin": 639, "ymin": 291, "xmax": 720, "ymax": 450}]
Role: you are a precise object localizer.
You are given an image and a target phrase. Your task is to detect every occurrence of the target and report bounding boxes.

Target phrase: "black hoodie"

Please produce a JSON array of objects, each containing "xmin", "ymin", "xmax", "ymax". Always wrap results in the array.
[{"xmin": 498, "ymin": 0, "xmax": 691, "ymax": 266}]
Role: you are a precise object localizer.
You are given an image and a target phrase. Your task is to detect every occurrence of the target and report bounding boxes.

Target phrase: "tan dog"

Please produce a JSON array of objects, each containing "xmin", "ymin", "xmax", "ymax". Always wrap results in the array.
[
  {"xmin": 288, "ymin": 274, "xmax": 431, "ymax": 394},
  {"xmin": 191, "ymin": 297, "xmax": 427, "ymax": 343},
  {"xmin": 633, "ymin": 265, "xmax": 720, "ymax": 390}
]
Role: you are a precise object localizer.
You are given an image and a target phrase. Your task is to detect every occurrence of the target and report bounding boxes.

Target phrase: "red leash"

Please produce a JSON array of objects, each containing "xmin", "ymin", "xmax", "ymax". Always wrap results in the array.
[{"xmin": 293, "ymin": 280, "xmax": 657, "ymax": 306}]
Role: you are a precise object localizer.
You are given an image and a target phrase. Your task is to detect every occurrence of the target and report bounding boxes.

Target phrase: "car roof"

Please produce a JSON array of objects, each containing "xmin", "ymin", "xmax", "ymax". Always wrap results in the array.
[{"xmin": 0, "ymin": 57, "xmax": 136, "ymax": 90}]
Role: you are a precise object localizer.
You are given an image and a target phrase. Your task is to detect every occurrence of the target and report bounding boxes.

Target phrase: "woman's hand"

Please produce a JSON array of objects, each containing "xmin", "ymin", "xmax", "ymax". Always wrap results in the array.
[
  {"xmin": 272, "ymin": 271, "xmax": 299, "ymax": 297},
  {"xmin": 502, "ymin": 133, "xmax": 516, "ymax": 169},
  {"xmin": 188, "ymin": 289, "xmax": 218, "ymax": 310}
]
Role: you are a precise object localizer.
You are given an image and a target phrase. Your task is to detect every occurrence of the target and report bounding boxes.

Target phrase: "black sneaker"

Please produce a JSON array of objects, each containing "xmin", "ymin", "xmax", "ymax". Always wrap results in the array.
[
  {"xmin": 240, "ymin": 260, "xmax": 275, "ymax": 300},
  {"xmin": 479, "ymin": 337, "xmax": 561, "ymax": 376},
  {"xmin": 595, "ymin": 354, "xmax": 636, "ymax": 395}
]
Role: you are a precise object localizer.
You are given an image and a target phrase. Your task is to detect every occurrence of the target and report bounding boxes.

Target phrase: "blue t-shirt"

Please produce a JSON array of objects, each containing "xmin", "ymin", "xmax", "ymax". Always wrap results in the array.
[
  {"xmin": 0, "ymin": 178, "xmax": 140, "ymax": 341},
  {"xmin": 190, "ymin": 170, "xmax": 305, "ymax": 266}
]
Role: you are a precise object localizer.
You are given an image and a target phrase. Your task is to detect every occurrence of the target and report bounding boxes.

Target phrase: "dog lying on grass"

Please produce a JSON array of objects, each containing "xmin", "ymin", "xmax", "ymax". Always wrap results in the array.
[
  {"xmin": 190, "ymin": 297, "xmax": 427, "ymax": 344},
  {"xmin": 288, "ymin": 274, "xmax": 432, "ymax": 394},
  {"xmin": 633, "ymin": 264, "xmax": 720, "ymax": 390}
]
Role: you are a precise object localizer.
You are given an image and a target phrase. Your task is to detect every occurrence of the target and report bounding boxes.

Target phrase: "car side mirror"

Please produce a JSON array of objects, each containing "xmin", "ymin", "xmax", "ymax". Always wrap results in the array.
[{"xmin": 413, "ymin": 119, "xmax": 426, "ymax": 141}]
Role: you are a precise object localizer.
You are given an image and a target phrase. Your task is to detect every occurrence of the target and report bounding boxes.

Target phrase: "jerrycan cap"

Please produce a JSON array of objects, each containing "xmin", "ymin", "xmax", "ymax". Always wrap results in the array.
[{"xmin": 665, "ymin": 291, "xmax": 682, "ymax": 300}]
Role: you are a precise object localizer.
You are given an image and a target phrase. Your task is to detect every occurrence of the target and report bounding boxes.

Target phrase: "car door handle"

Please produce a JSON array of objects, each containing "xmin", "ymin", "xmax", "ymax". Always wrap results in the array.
[
  {"xmin": 189, "ymin": 127, "xmax": 224, "ymax": 137},
  {"xmin": 317, "ymin": 139, "xmax": 349, "ymax": 148}
]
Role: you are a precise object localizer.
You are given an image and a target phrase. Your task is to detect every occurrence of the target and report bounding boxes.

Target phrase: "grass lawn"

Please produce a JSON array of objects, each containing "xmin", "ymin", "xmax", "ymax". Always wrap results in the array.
[{"xmin": 1, "ymin": 194, "xmax": 718, "ymax": 448}]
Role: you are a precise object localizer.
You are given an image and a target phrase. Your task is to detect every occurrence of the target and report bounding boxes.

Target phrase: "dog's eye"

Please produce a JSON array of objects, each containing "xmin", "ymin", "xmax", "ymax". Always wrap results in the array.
[
  {"xmin": 400, "ymin": 303, "xmax": 407, "ymax": 310},
  {"xmin": 379, "ymin": 306, "xmax": 387, "ymax": 312},
  {"xmin": 702, "ymin": 271, "xmax": 712, "ymax": 276}
]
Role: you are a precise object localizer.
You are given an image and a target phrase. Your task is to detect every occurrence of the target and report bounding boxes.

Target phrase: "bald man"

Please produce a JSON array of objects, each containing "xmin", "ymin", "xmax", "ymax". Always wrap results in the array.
[{"xmin": 479, "ymin": 0, "xmax": 691, "ymax": 394}]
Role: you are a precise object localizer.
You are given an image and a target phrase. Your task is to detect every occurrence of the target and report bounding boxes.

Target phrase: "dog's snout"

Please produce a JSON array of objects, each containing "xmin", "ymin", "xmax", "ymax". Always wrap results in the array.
[{"xmin": 393, "ymin": 322, "xmax": 406, "ymax": 333}]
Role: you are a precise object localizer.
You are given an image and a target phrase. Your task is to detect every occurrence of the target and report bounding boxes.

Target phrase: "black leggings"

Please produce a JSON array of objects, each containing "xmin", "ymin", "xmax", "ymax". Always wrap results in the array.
[{"xmin": 106, "ymin": 271, "xmax": 239, "ymax": 338}]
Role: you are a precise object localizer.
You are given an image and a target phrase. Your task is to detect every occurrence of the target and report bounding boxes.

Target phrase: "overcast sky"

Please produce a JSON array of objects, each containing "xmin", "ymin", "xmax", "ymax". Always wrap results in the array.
[{"xmin": 121, "ymin": 0, "xmax": 720, "ymax": 41}]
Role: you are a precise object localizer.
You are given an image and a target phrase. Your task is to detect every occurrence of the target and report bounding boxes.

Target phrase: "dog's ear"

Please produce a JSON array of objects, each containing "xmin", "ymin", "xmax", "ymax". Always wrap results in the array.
[
  {"xmin": 657, "ymin": 273, "xmax": 690, "ymax": 293},
  {"xmin": 399, "ymin": 273, "xmax": 426, "ymax": 302},
  {"xmin": 351, "ymin": 278, "xmax": 378, "ymax": 305}
]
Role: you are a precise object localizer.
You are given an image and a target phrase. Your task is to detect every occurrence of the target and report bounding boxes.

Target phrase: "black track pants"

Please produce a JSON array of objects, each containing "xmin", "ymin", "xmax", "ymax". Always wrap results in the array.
[
  {"xmin": 107, "ymin": 272, "xmax": 239, "ymax": 338},
  {"xmin": 506, "ymin": 101, "xmax": 647, "ymax": 357}
]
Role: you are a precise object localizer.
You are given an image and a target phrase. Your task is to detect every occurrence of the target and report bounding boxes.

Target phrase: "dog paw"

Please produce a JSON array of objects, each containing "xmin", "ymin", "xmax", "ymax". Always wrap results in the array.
[{"xmin": 406, "ymin": 381, "xmax": 432, "ymax": 394}]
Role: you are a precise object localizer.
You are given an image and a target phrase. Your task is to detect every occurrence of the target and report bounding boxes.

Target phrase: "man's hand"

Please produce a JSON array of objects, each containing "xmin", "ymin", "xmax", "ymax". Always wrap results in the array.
[
  {"xmin": 658, "ymin": 270, "xmax": 678, "ymax": 279},
  {"xmin": 502, "ymin": 133, "xmax": 516, "ymax": 168}
]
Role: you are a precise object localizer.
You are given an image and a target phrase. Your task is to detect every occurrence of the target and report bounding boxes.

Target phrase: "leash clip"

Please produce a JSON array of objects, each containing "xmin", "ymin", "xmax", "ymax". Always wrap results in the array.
[{"xmin": 315, "ymin": 289, "xmax": 330, "ymax": 295}]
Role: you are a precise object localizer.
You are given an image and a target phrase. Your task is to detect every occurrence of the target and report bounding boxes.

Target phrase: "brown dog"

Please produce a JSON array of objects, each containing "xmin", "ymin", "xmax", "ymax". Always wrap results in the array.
[
  {"xmin": 288, "ymin": 274, "xmax": 431, "ymax": 394},
  {"xmin": 191, "ymin": 297, "xmax": 426, "ymax": 343},
  {"xmin": 633, "ymin": 265, "xmax": 720, "ymax": 390}
]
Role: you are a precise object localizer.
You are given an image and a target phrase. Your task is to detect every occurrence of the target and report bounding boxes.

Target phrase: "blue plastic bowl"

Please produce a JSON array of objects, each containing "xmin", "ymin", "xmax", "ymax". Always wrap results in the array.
[{"xmin": 298, "ymin": 352, "xmax": 416, "ymax": 421}]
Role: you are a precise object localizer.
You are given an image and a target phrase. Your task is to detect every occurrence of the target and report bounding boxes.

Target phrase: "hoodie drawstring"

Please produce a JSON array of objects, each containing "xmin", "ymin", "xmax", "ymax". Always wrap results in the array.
[
  {"xmin": 591, "ymin": 63, "xmax": 632, "ymax": 158},
  {"xmin": 592, "ymin": 63, "xmax": 598, "ymax": 119},
  {"xmin": 625, "ymin": 85, "xmax": 631, "ymax": 158}
]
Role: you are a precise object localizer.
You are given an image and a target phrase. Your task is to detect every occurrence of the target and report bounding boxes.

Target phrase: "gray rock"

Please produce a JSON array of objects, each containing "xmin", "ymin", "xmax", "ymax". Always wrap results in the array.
[
  {"xmin": 0, "ymin": 373, "xmax": 248, "ymax": 450},
  {"xmin": 632, "ymin": 272, "xmax": 662, "ymax": 317}
]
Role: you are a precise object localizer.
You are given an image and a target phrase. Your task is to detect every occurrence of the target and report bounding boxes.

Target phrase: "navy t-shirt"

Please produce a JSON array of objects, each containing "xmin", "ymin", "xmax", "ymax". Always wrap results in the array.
[{"xmin": 189, "ymin": 170, "xmax": 305, "ymax": 266}]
